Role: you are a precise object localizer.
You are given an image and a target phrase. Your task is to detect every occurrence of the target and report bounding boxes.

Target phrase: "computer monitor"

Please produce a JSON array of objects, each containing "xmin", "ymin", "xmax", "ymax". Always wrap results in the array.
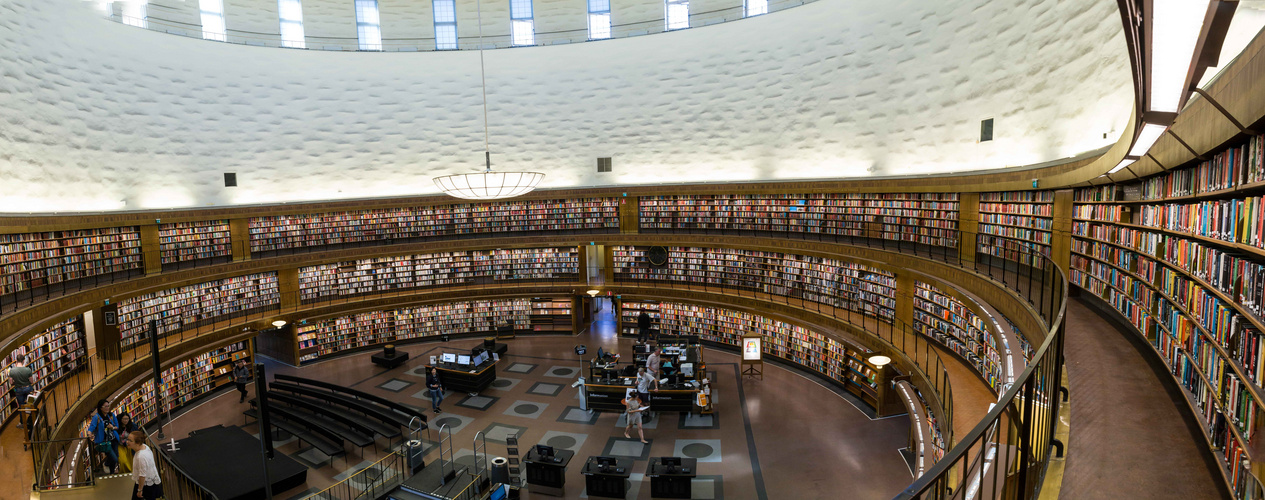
[
  {"xmin": 534, "ymin": 445, "xmax": 555, "ymax": 457},
  {"xmin": 601, "ymin": 369, "xmax": 619, "ymax": 380},
  {"xmin": 596, "ymin": 456, "xmax": 617, "ymax": 467},
  {"xmin": 477, "ymin": 352, "xmax": 489, "ymax": 365},
  {"xmin": 660, "ymin": 457, "xmax": 682, "ymax": 467},
  {"xmin": 595, "ymin": 346, "xmax": 606, "ymax": 359},
  {"xmin": 681, "ymin": 363, "xmax": 694, "ymax": 377},
  {"xmin": 457, "ymin": 354, "xmax": 471, "ymax": 366},
  {"xmin": 634, "ymin": 344, "xmax": 652, "ymax": 354},
  {"xmin": 441, "ymin": 353, "xmax": 457, "ymax": 364}
]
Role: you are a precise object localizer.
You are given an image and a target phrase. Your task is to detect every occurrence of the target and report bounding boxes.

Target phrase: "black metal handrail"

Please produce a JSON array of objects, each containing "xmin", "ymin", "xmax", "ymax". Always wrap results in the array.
[
  {"xmin": 892, "ymin": 251, "xmax": 1067, "ymax": 499},
  {"xmin": 148, "ymin": 432, "xmax": 220, "ymax": 500}
]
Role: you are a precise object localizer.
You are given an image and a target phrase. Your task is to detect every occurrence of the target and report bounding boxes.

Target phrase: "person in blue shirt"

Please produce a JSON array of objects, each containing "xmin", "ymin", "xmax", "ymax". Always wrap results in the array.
[{"xmin": 87, "ymin": 398, "xmax": 120, "ymax": 473}]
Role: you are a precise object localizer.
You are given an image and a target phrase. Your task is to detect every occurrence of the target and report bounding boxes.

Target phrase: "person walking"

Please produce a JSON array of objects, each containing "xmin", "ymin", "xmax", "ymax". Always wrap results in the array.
[
  {"xmin": 426, "ymin": 366, "xmax": 444, "ymax": 414},
  {"xmin": 637, "ymin": 311, "xmax": 652, "ymax": 343},
  {"xmin": 233, "ymin": 359, "xmax": 252, "ymax": 403},
  {"xmin": 125, "ymin": 430, "xmax": 163, "ymax": 499},
  {"xmin": 87, "ymin": 399, "xmax": 120, "ymax": 473},
  {"xmin": 622, "ymin": 390, "xmax": 648, "ymax": 444},
  {"xmin": 3, "ymin": 359, "xmax": 38, "ymax": 429},
  {"xmin": 635, "ymin": 366, "xmax": 656, "ymax": 423},
  {"xmin": 116, "ymin": 412, "xmax": 139, "ymax": 473}
]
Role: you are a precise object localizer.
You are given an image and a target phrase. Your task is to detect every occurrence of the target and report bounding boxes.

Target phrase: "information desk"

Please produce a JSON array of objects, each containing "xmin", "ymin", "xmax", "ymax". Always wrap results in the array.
[
  {"xmin": 647, "ymin": 457, "xmax": 698, "ymax": 499},
  {"xmin": 581, "ymin": 456, "xmax": 633, "ymax": 498},
  {"xmin": 583, "ymin": 381, "xmax": 702, "ymax": 414},
  {"xmin": 524, "ymin": 448, "xmax": 575, "ymax": 497},
  {"xmin": 427, "ymin": 359, "xmax": 498, "ymax": 394}
]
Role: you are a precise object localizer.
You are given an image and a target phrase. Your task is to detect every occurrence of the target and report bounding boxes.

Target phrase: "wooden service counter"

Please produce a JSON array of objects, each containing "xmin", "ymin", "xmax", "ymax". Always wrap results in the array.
[
  {"xmin": 427, "ymin": 359, "xmax": 498, "ymax": 394},
  {"xmin": 584, "ymin": 381, "xmax": 703, "ymax": 414}
]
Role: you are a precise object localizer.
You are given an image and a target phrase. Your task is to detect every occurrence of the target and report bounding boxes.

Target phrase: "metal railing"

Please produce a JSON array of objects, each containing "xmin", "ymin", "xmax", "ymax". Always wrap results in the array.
[
  {"xmin": 304, "ymin": 450, "xmax": 407, "ymax": 500},
  {"xmin": 892, "ymin": 250, "xmax": 1066, "ymax": 500},
  {"xmin": 149, "ymin": 433, "xmax": 220, "ymax": 500},
  {"xmin": 30, "ymin": 436, "xmax": 94, "ymax": 490},
  {"xmin": 108, "ymin": 0, "xmax": 817, "ymax": 53}
]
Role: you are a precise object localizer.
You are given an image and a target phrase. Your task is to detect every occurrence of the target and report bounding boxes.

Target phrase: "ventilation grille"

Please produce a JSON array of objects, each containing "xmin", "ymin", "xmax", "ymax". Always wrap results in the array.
[
  {"xmin": 597, "ymin": 157, "xmax": 612, "ymax": 173},
  {"xmin": 224, "ymin": 173, "xmax": 237, "ymax": 187},
  {"xmin": 980, "ymin": 119, "xmax": 994, "ymax": 142}
]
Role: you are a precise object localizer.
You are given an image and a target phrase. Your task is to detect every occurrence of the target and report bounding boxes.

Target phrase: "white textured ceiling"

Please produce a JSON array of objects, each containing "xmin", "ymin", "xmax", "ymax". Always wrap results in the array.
[{"xmin": 0, "ymin": 0, "xmax": 1132, "ymax": 212}]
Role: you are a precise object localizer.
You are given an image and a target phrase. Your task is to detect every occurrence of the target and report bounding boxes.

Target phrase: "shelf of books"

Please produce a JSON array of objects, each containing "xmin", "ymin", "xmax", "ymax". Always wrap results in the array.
[
  {"xmin": 295, "ymin": 299, "xmax": 547, "ymax": 364},
  {"xmin": 618, "ymin": 301, "xmax": 661, "ymax": 337},
  {"xmin": 116, "ymin": 273, "xmax": 280, "ymax": 349},
  {"xmin": 0, "ymin": 317, "xmax": 87, "ymax": 424},
  {"xmin": 1073, "ymin": 178, "xmax": 1265, "ymax": 498},
  {"xmin": 619, "ymin": 300, "xmax": 883, "ymax": 407},
  {"xmin": 0, "ymin": 227, "xmax": 143, "ymax": 298},
  {"xmin": 639, "ymin": 193, "xmax": 960, "ymax": 248},
  {"xmin": 976, "ymin": 191, "xmax": 1053, "ymax": 269},
  {"xmin": 912, "ymin": 281, "xmax": 1003, "ymax": 391},
  {"xmin": 159, "ymin": 220, "xmax": 231, "ymax": 264},
  {"xmin": 611, "ymin": 246, "xmax": 897, "ymax": 321},
  {"xmin": 248, "ymin": 198, "xmax": 619, "ymax": 254},
  {"xmin": 115, "ymin": 341, "xmax": 251, "ymax": 426},
  {"xmin": 297, "ymin": 248, "xmax": 580, "ymax": 302},
  {"xmin": 530, "ymin": 298, "xmax": 574, "ymax": 333}
]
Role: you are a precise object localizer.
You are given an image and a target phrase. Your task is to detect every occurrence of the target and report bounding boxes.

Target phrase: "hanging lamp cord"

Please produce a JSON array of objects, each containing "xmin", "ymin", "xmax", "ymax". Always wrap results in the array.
[{"xmin": 477, "ymin": 0, "xmax": 491, "ymax": 172}]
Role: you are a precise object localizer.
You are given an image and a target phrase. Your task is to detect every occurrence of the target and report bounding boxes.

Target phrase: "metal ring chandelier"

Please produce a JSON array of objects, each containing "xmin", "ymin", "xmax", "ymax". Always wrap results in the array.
[{"xmin": 433, "ymin": 0, "xmax": 544, "ymax": 200}]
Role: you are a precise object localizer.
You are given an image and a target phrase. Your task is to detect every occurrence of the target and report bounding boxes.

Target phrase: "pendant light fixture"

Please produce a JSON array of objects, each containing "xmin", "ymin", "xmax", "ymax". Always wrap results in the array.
[{"xmin": 433, "ymin": 0, "xmax": 544, "ymax": 200}]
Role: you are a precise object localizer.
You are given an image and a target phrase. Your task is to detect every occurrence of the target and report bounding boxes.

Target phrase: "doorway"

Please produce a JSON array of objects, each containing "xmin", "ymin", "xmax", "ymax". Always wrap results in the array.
[{"xmin": 591, "ymin": 297, "xmax": 615, "ymax": 338}]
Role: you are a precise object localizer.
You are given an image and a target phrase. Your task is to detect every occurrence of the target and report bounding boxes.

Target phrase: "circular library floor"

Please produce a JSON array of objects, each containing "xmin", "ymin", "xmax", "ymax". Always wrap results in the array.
[{"xmin": 157, "ymin": 323, "xmax": 917, "ymax": 499}]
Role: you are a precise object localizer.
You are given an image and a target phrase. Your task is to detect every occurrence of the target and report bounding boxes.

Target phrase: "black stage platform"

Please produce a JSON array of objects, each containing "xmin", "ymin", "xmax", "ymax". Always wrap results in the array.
[{"xmin": 167, "ymin": 425, "xmax": 308, "ymax": 500}]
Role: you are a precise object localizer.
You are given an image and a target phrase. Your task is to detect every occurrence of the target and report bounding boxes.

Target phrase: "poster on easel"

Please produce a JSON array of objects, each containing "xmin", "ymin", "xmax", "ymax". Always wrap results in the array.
[{"xmin": 741, "ymin": 332, "xmax": 763, "ymax": 379}]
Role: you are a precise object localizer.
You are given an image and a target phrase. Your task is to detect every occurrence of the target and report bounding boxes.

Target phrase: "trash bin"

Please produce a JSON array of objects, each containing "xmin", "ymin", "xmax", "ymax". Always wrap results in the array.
[
  {"xmin": 406, "ymin": 439, "xmax": 426, "ymax": 474},
  {"xmin": 490, "ymin": 456, "xmax": 510, "ymax": 484}
]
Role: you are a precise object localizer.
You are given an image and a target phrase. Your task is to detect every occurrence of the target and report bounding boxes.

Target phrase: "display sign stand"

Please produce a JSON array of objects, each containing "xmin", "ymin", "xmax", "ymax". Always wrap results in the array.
[{"xmin": 741, "ymin": 332, "xmax": 763, "ymax": 380}]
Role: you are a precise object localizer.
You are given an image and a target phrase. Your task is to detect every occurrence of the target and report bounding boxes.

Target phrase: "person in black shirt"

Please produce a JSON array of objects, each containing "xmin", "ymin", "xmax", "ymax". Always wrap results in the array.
[
  {"xmin": 426, "ymin": 367, "xmax": 444, "ymax": 414},
  {"xmin": 637, "ymin": 311, "xmax": 652, "ymax": 343},
  {"xmin": 232, "ymin": 359, "xmax": 251, "ymax": 403}
]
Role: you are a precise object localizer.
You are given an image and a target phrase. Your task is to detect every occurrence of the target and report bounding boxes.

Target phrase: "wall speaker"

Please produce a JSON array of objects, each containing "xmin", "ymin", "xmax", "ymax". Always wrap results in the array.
[
  {"xmin": 224, "ymin": 172, "xmax": 238, "ymax": 187},
  {"xmin": 597, "ymin": 157, "xmax": 612, "ymax": 173}
]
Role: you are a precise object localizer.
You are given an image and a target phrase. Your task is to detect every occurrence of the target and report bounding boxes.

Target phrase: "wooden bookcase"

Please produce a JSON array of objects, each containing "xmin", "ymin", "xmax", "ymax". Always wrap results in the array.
[
  {"xmin": 248, "ymin": 198, "xmax": 619, "ymax": 254},
  {"xmin": 115, "ymin": 341, "xmax": 251, "ymax": 426},
  {"xmin": 619, "ymin": 300, "xmax": 884, "ymax": 408},
  {"xmin": 0, "ymin": 227, "xmax": 143, "ymax": 297},
  {"xmin": 115, "ymin": 273, "xmax": 280, "ymax": 348},
  {"xmin": 294, "ymin": 298, "xmax": 570, "ymax": 365},
  {"xmin": 158, "ymin": 220, "xmax": 231, "ymax": 265},
  {"xmin": 530, "ymin": 298, "xmax": 574, "ymax": 333},
  {"xmin": 977, "ymin": 191, "xmax": 1054, "ymax": 269},
  {"xmin": 611, "ymin": 246, "xmax": 897, "ymax": 321},
  {"xmin": 912, "ymin": 281, "xmax": 1003, "ymax": 391},
  {"xmin": 617, "ymin": 300, "xmax": 661, "ymax": 337},
  {"xmin": 0, "ymin": 317, "xmax": 87, "ymax": 424},
  {"xmin": 638, "ymin": 193, "xmax": 960, "ymax": 248},
  {"xmin": 1068, "ymin": 132, "xmax": 1265, "ymax": 498},
  {"xmin": 297, "ymin": 248, "xmax": 580, "ymax": 302}
]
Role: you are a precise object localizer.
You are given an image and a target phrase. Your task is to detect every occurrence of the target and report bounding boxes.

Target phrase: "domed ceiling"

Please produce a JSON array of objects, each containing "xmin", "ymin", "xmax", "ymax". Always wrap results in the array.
[{"xmin": 0, "ymin": 0, "xmax": 1132, "ymax": 212}]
